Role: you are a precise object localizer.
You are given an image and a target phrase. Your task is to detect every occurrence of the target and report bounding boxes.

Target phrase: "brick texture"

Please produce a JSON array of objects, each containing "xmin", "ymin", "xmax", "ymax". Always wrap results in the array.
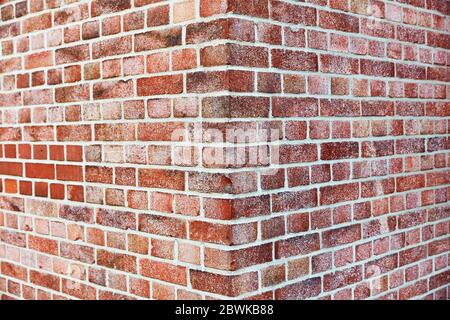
[{"xmin": 0, "ymin": 0, "xmax": 449, "ymax": 300}]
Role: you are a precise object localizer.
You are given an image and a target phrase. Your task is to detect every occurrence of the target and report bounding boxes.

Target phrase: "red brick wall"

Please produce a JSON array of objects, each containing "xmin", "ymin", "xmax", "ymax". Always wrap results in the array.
[{"xmin": 0, "ymin": 0, "xmax": 449, "ymax": 300}]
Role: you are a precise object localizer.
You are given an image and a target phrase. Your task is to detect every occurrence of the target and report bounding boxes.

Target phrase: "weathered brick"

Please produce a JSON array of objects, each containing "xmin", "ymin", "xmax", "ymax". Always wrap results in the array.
[
  {"xmin": 91, "ymin": 0, "xmax": 131, "ymax": 17},
  {"xmin": 322, "ymin": 225, "xmax": 361, "ymax": 248},
  {"xmin": 272, "ymin": 189, "xmax": 318, "ymax": 212},
  {"xmin": 56, "ymin": 84, "xmax": 90, "ymax": 103},
  {"xmin": 275, "ymin": 277, "xmax": 321, "ymax": 299},
  {"xmin": 320, "ymin": 183, "xmax": 359, "ymax": 205},
  {"xmin": 276, "ymin": 233, "xmax": 320, "ymax": 258},
  {"xmin": 271, "ymin": 1, "xmax": 316, "ymax": 25},
  {"xmin": 323, "ymin": 266, "xmax": 363, "ymax": 291},
  {"xmin": 137, "ymin": 75, "xmax": 183, "ymax": 96},
  {"xmin": 93, "ymin": 80, "xmax": 133, "ymax": 100},
  {"xmin": 189, "ymin": 221, "xmax": 257, "ymax": 245},
  {"xmin": 321, "ymin": 142, "xmax": 359, "ymax": 160},
  {"xmin": 135, "ymin": 28, "xmax": 182, "ymax": 51},
  {"xmin": 97, "ymin": 249, "xmax": 136, "ymax": 273},
  {"xmin": 25, "ymin": 51, "xmax": 53, "ymax": 70},
  {"xmin": 56, "ymin": 44, "xmax": 90, "ymax": 64},
  {"xmin": 138, "ymin": 214, "xmax": 186, "ymax": 238},
  {"xmin": 272, "ymin": 49, "xmax": 318, "ymax": 71},
  {"xmin": 190, "ymin": 270, "xmax": 258, "ymax": 297},
  {"xmin": 140, "ymin": 259, "xmax": 186, "ymax": 285},
  {"xmin": 96, "ymin": 208, "xmax": 136, "ymax": 230}
]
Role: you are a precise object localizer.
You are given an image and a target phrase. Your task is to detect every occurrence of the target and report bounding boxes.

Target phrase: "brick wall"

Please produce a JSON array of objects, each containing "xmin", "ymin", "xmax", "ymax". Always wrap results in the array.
[{"xmin": 0, "ymin": 0, "xmax": 449, "ymax": 300}]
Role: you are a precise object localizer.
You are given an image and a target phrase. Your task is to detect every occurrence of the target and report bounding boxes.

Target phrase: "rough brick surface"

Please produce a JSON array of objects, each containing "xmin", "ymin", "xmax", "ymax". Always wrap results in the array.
[{"xmin": 0, "ymin": 0, "xmax": 449, "ymax": 300}]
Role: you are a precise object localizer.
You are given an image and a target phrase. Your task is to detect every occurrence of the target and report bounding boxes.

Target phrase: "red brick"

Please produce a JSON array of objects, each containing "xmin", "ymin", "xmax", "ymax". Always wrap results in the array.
[
  {"xmin": 187, "ymin": 71, "xmax": 229, "ymax": 93},
  {"xmin": 138, "ymin": 214, "xmax": 186, "ymax": 238},
  {"xmin": 56, "ymin": 165, "xmax": 83, "ymax": 182},
  {"xmin": 320, "ymin": 55, "xmax": 359, "ymax": 74},
  {"xmin": 85, "ymin": 166, "xmax": 113, "ymax": 184},
  {"xmin": 275, "ymin": 277, "xmax": 321, "ymax": 299},
  {"xmin": 93, "ymin": 80, "xmax": 133, "ymax": 100},
  {"xmin": 188, "ymin": 172, "xmax": 257, "ymax": 194},
  {"xmin": 91, "ymin": 0, "xmax": 131, "ymax": 17},
  {"xmin": 25, "ymin": 163, "xmax": 55, "ymax": 179},
  {"xmin": 362, "ymin": 101, "xmax": 394, "ymax": 116},
  {"xmin": 272, "ymin": 98, "xmax": 318, "ymax": 117},
  {"xmin": 271, "ymin": 1, "xmax": 316, "ymax": 25},
  {"xmin": 190, "ymin": 270, "xmax": 258, "ymax": 297},
  {"xmin": 62, "ymin": 279, "xmax": 96, "ymax": 300},
  {"xmin": 57, "ymin": 125, "xmax": 92, "ymax": 142},
  {"xmin": 362, "ymin": 140, "xmax": 395, "ymax": 157},
  {"xmin": 56, "ymin": 44, "xmax": 90, "ymax": 64},
  {"xmin": 55, "ymin": 84, "xmax": 90, "ymax": 103},
  {"xmin": 140, "ymin": 260, "xmax": 186, "ymax": 285},
  {"xmin": 138, "ymin": 169, "xmax": 185, "ymax": 191},
  {"xmin": 25, "ymin": 51, "xmax": 53, "ymax": 70},
  {"xmin": 59, "ymin": 205, "xmax": 94, "ymax": 223},
  {"xmin": 23, "ymin": 89, "xmax": 53, "ymax": 105},
  {"xmin": 30, "ymin": 270, "xmax": 60, "ymax": 291},
  {"xmin": 201, "ymin": 43, "xmax": 269, "ymax": 68},
  {"xmin": 272, "ymin": 189, "xmax": 318, "ymax": 212},
  {"xmin": 203, "ymin": 96, "xmax": 269, "ymax": 118},
  {"xmin": 206, "ymin": 244, "xmax": 273, "ymax": 271},
  {"xmin": 322, "ymin": 225, "xmax": 362, "ymax": 248},
  {"xmin": 320, "ymin": 183, "xmax": 359, "ymax": 205},
  {"xmin": 189, "ymin": 221, "xmax": 257, "ymax": 245},
  {"xmin": 275, "ymin": 233, "xmax": 320, "ymax": 258},
  {"xmin": 361, "ymin": 18, "xmax": 395, "ymax": 38},
  {"xmin": 320, "ymin": 99, "xmax": 360, "ymax": 117},
  {"xmin": 0, "ymin": 162, "xmax": 23, "ymax": 177},
  {"xmin": 323, "ymin": 266, "xmax": 363, "ymax": 291},
  {"xmin": 397, "ymin": 174, "xmax": 425, "ymax": 192},
  {"xmin": 321, "ymin": 142, "xmax": 359, "ymax": 160},
  {"xmin": 228, "ymin": 0, "xmax": 268, "ymax": 18},
  {"xmin": 137, "ymin": 75, "xmax": 183, "ymax": 96},
  {"xmin": 23, "ymin": 13, "xmax": 52, "ymax": 33},
  {"xmin": 97, "ymin": 249, "xmax": 136, "ymax": 273},
  {"xmin": 60, "ymin": 242, "xmax": 95, "ymax": 264},
  {"xmin": 272, "ymin": 49, "xmax": 318, "ymax": 71},
  {"xmin": 397, "ymin": 64, "xmax": 426, "ymax": 80},
  {"xmin": 1, "ymin": 262, "xmax": 27, "ymax": 281},
  {"xmin": 92, "ymin": 36, "xmax": 132, "ymax": 59},
  {"xmin": 361, "ymin": 59, "xmax": 395, "ymax": 77},
  {"xmin": 429, "ymin": 270, "xmax": 450, "ymax": 290},
  {"xmin": 95, "ymin": 124, "xmax": 135, "ymax": 141},
  {"xmin": 279, "ymin": 144, "xmax": 318, "ymax": 164},
  {"xmin": 96, "ymin": 208, "xmax": 136, "ymax": 230},
  {"xmin": 29, "ymin": 235, "xmax": 58, "ymax": 255},
  {"xmin": 399, "ymin": 245, "xmax": 427, "ymax": 266}
]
